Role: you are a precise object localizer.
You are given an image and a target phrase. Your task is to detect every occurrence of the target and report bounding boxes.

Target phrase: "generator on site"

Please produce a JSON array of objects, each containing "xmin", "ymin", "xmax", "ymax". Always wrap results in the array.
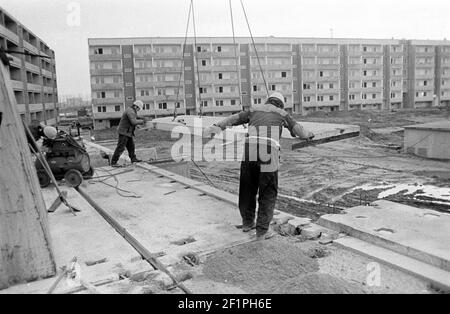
[{"xmin": 36, "ymin": 132, "xmax": 94, "ymax": 188}]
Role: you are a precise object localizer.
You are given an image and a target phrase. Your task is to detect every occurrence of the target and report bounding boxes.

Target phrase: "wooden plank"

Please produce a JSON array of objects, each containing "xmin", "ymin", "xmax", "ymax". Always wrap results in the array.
[
  {"xmin": 0, "ymin": 61, "xmax": 56, "ymax": 289},
  {"xmin": 291, "ymin": 131, "xmax": 360, "ymax": 150}
]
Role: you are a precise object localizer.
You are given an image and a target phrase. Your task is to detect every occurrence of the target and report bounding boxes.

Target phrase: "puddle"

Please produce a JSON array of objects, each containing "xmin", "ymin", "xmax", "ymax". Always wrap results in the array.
[
  {"xmin": 171, "ymin": 237, "xmax": 196, "ymax": 246},
  {"xmin": 374, "ymin": 227, "xmax": 395, "ymax": 235}
]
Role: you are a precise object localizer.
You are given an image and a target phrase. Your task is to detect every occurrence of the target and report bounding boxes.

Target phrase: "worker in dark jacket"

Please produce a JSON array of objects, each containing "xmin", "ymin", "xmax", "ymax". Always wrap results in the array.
[
  {"xmin": 204, "ymin": 92, "xmax": 314, "ymax": 240},
  {"xmin": 110, "ymin": 100, "xmax": 145, "ymax": 167}
]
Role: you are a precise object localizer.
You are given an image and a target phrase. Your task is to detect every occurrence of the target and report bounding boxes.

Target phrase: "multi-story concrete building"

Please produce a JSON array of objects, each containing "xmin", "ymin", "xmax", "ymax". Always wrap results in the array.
[
  {"xmin": 89, "ymin": 37, "xmax": 450, "ymax": 130},
  {"xmin": 0, "ymin": 7, "xmax": 58, "ymax": 125}
]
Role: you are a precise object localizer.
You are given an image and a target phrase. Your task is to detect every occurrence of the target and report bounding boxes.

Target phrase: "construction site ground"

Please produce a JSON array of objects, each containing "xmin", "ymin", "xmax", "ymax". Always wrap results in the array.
[
  {"xmin": 5, "ymin": 108, "xmax": 445, "ymax": 294},
  {"xmin": 0, "ymin": 164, "xmax": 436, "ymax": 294},
  {"xmin": 93, "ymin": 108, "xmax": 450, "ymax": 220}
]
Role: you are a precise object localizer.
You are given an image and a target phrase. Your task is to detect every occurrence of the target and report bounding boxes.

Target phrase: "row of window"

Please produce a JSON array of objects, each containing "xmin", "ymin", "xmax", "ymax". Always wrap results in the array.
[
  {"xmin": 304, "ymin": 95, "xmax": 336, "ymax": 102},
  {"xmin": 303, "ymin": 83, "xmax": 336, "ymax": 90}
]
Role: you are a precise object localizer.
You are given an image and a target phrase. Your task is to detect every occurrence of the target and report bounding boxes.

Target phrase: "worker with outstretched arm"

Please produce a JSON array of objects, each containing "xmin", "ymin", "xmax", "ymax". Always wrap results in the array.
[
  {"xmin": 204, "ymin": 92, "xmax": 314, "ymax": 241},
  {"xmin": 110, "ymin": 100, "xmax": 146, "ymax": 167}
]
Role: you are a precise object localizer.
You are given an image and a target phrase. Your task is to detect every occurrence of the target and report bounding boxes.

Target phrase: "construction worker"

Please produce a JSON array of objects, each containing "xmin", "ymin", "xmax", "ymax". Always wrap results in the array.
[
  {"xmin": 26, "ymin": 120, "xmax": 58, "ymax": 152},
  {"xmin": 204, "ymin": 92, "xmax": 314, "ymax": 241},
  {"xmin": 110, "ymin": 100, "xmax": 146, "ymax": 167}
]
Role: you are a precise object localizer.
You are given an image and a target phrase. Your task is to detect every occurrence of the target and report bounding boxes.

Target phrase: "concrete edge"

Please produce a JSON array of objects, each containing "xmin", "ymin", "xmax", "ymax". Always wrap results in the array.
[
  {"xmin": 318, "ymin": 215, "xmax": 450, "ymax": 272},
  {"xmin": 334, "ymin": 237, "xmax": 450, "ymax": 292}
]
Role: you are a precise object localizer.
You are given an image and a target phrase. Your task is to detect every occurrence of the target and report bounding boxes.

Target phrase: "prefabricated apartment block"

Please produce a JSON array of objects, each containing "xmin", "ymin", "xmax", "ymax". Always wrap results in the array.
[
  {"xmin": 0, "ymin": 6, "xmax": 58, "ymax": 125},
  {"xmin": 88, "ymin": 37, "xmax": 450, "ymax": 130}
]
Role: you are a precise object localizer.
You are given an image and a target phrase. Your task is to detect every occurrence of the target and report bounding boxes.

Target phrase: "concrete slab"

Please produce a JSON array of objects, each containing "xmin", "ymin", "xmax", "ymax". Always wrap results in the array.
[
  {"xmin": 0, "ymin": 185, "xmax": 152, "ymax": 294},
  {"xmin": 76, "ymin": 166, "xmax": 253, "ymax": 266},
  {"xmin": 318, "ymin": 200, "xmax": 450, "ymax": 272},
  {"xmin": 334, "ymin": 237, "xmax": 450, "ymax": 291},
  {"xmin": 150, "ymin": 115, "xmax": 360, "ymax": 150}
]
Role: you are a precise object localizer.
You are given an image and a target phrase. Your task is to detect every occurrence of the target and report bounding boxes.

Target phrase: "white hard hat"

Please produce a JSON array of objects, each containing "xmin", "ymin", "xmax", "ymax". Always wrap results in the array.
[
  {"xmin": 133, "ymin": 100, "xmax": 144, "ymax": 110},
  {"xmin": 43, "ymin": 126, "xmax": 57, "ymax": 139},
  {"xmin": 267, "ymin": 92, "xmax": 285, "ymax": 108}
]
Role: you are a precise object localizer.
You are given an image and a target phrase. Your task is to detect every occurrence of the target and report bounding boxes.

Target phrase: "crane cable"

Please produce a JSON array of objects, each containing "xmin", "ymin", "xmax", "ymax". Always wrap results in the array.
[
  {"xmin": 239, "ymin": 0, "xmax": 269, "ymax": 97},
  {"xmin": 229, "ymin": 0, "xmax": 243, "ymax": 108},
  {"xmin": 191, "ymin": 0, "xmax": 204, "ymax": 117},
  {"xmin": 173, "ymin": 0, "xmax": 193, "ymax": 121}
]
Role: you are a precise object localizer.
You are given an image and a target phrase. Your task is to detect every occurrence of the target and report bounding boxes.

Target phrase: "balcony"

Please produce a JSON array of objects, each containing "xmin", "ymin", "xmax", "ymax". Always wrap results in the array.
[
  {"xmin": 43, "ymin": 86, "xmax": 54, "ymax": 93},
  {"xmin": 317, "ymin": 88, "xmax": 340, "ymax": 94},
  {"xmin": 316, "ymin": 51, "xmax": 339, "ymax": 57},
  {"xmin": 214, "ymin": 92, "xmax": 240, "ymax": 99},
  {"xmin": 415, "ymin": 85, "xmax": 434, "ymax": 91},
  {"xmin": 42, "ymin": 69, "xmax": 54, "ymax": 78},
  {"xmin": 249, "ymin": 51, "xmax": 292, "ymax": 58},
  {"xmin": 27, "ymin": 83, "xmax": 42, "ymax": 92},
  {"xmin": 136, "ymin": 67, "xmax": 183, "ymax": 74},
  {"xmin": 91, "ymin": 83, "xmax": 123, "ymax": 90},
  {"xmin": 361, "ymin": 50, "xmax": 383, "ymax": 57},
  {"xmin": 362, "ymin": 63, "xmax": 383, "ymax": 69},
  {"xmin": 208, "ymin": 65, "xmax": 238, "ymax": 72},
  {"xmin": 0, "ymin": 24, "xmax": 19, "ymax": 43},
  {"xmin": 208, "ymin": 78, "xmax": 239, "ymax": 85},
  {"xmin": 317, "ymin": 75, "xmax": 339, "ymax": 82},
  {"xmin": 316, "ymin": 63, "xmax": 340, "ymax": 70},
  {"xmin": 314, "ymin": 100, "xmax": 340, "ymax": 107},
  {"xmin": 90, "ymin": 68, "xmax": 123, "ymax": 75},
  {"xmin": 301, "ymin": 50, "xmax": 318, "ymax": 56},
  {"xmin": 212, "ymin": 51, "xmax": 241, "ymax": 58},
  {"xmin": 10, "ymin": 79, "xmax": 24, "ymax": 90},
  {"xmin": 415, "ymin": 63, "xmax": 434, "ymax": 68},
  {"xmin": 202, "ymin": 105, "xmax": 239, "ymax": 113},
  {"xmin": 29, "ymin": 103, "xmax": 44, "ymax": 112},
  {"xmin": 415, "ymin": 73, "xmax": 434, "ymax": 79},
  {"xmin": 92, "ymin": 97, "xmax": 124, "ymax": 105},
  {"xmin": 25, "ymin": 62, "xmax": 40, "ymax": 74},
  {"xmin": 23, "ymin": 41, "xmax": 39, "ymax": 55},
  {"xmin": 16, "ymin": 104, "xmax": 26, "ymax": 114},
  {"xmin": 302, "ymin": 63, "xmax": 317, "ymax": 70},
  {"xmin": 259, "ymin": 64, "xmax": 293, "ymax": 71},
  {"xmin": 7, "ymin": 54, "xmax": 22, "ymax": 68},
  {"xmin": 45, "ymin": 102, "xmax": 56, "ymax": 110},
  {"xmin": 89, "ymin": 54, "xmax": 123, "ymax": 61},
  {"xmin": 302, "ymin": 88, "xmax": 317, "ymax": 94},
  {"xmin": 361, "ymin": 86, "xmax": 383, "ymax": 93},
  {"xmin": 152, "ymin": 95, "xmax": 183, "ymax": 101},
  {"xmin": 415, "ymin": 51, "xmax": 435, "ymax": 57},
  {"xmin": 94, "ymin": 111, "xmax": 124, "ymax": 119},
  {"xmin": 152, "ymin": 52, "xmax": 183, "ymax": 58},
  {"xmin": 360, "ymin": 98, "xmax": 382, "ymax": 104}
]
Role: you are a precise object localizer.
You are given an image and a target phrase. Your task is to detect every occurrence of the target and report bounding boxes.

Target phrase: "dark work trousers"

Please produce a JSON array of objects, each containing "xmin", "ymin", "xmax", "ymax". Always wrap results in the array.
[
  {"xmin": 111, "ymin": 134, "xmax": 136, "ymax": 165},
  {"xmin": 238, "ymin": 160, "xmax": 278, "ymax": 236}
]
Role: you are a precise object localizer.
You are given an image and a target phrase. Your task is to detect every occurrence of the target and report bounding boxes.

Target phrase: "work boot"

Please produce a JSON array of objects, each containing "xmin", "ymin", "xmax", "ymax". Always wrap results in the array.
[
  {"xmin": 242, "ymin": 224, "xmax": 256, "ymax": 233},
  {"xmin": 255, "ymin": 229, "xmax": 276, "ymax": 241},
  {"xmin": 131, "ymin": 158, "xmax": 143, "ymax": 163}
]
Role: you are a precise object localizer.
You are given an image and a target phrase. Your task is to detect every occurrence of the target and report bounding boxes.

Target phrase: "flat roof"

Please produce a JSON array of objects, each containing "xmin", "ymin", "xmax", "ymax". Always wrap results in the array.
[
  {"xmin": 0, "ymin": 5, "xmax": 53, "ymax": 51},
  {"xmin": 88, "ymin": 36, "xmax": 404, "ymax": 46},
  {"xmin": 404, "ymin": 120, "xmax": 450, "ymax": 132}
]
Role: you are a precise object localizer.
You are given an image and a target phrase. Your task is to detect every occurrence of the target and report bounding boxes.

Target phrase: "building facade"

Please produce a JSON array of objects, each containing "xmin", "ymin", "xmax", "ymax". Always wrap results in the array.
[
  {"xmin": 0, "ymin": 7, "xmax": 58, "ymax": 125},
  {"xmin": 88, "ymin": 37, "xmax": 450, "ymax": 130}
]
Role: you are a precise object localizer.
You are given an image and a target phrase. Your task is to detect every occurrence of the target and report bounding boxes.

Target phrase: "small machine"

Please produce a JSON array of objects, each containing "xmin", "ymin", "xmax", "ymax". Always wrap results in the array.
[{"xmin": 36, "ymin": 132, "xmax": 94, "ymax": 188}]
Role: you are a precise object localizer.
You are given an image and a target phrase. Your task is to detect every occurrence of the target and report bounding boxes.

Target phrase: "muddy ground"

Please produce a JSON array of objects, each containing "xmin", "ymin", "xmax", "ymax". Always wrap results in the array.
[{"xmin": 91, "ymin": 108, "xmax": 450, "ymax": 220}]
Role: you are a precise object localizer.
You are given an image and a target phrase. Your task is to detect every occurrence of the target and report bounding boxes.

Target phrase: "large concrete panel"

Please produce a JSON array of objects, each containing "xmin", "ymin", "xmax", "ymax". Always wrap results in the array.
[{"xmin": 318, "ymin": 200, "xmax": 450, "ymax": 272}]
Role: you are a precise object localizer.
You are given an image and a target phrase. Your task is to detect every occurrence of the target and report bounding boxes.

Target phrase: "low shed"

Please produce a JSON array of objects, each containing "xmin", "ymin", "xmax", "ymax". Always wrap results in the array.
[{"xmin": 404, "ymin": 120, "xmax": 450, "ymax": 160}]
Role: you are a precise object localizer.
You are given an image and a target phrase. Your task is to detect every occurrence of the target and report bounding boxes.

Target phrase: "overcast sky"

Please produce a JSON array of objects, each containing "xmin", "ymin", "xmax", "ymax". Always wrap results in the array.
[{"xmin": 2, "ymin": 0, "xmax": 450, "ymax": 100}]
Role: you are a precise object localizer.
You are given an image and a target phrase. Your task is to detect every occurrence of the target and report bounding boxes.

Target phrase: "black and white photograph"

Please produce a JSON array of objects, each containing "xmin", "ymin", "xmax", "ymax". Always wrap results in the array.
[{"xmin": 0, "ymin": 0, "xmax": 449, "ymax": 300}]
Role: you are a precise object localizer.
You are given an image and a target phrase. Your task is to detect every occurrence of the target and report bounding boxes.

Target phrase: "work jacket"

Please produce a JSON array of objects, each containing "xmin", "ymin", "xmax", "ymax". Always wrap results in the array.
[
  {"xmin": 117, "ymin": 107, "xmax": 144, "ymax": 137},
  {"xmin": 215, "ymin": 103, "xmax": 312, "ymax": 171}
]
